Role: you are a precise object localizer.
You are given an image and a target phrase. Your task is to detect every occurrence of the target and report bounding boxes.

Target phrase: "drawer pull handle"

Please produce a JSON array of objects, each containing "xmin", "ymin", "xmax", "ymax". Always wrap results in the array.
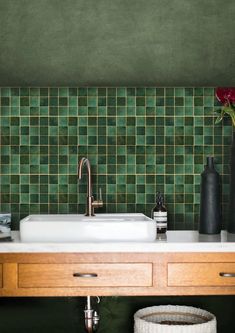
[
  {"xmin": 73, "ymin": 273, "xmax": 98, "ymax": 278},
  {"xmin": 219, "ymin": 272, "xmax": 235, "ymax": 277}
]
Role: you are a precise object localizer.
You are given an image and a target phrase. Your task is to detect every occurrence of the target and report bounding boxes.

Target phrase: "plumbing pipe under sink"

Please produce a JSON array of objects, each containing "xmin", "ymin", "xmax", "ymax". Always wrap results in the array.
[{"xmin": 84, "ymin": 296, "xmax": 100, "ymax": 333}]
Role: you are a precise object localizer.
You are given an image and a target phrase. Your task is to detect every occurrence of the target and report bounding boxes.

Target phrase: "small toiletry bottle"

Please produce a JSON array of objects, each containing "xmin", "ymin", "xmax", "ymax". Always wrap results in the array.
[{"xmin": 152, "ymin": 192, "xmax": 167, "ymax": 234}]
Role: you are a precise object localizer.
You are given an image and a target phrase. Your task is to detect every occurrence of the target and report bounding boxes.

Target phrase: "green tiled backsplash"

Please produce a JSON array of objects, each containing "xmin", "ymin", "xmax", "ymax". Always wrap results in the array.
[{"xmin": 0, "ymin": 87, "xmax": 232, "ymax": 230}]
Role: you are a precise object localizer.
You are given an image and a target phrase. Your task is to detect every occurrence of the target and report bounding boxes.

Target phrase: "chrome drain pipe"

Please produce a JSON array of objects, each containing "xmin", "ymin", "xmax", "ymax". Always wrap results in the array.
[{"xmin": 84, "ymin": 296, "xmax": 100, "ymax": 333}]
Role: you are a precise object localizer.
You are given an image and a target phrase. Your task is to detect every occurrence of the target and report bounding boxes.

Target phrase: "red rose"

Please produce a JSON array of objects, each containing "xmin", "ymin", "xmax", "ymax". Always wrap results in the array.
[{"xmin": 216, "ymin": 87, "xmax": 235, "ymax": 105}]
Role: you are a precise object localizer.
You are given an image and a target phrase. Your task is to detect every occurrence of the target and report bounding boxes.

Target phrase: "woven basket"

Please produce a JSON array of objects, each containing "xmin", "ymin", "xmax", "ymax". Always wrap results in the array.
[{"xmin": 134, "ymin": 305, "xmax": 216, "ymax": 333}]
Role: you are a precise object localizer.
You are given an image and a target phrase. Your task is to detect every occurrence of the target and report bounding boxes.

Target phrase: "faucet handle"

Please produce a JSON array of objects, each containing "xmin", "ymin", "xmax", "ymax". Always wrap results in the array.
[
  {"xmin": 99, "ymin": 187, "xmax": 103, "ymax": 202},
  {"xmin": 92, "ymin": 187, "xmax": 103, "ymax": 209}
]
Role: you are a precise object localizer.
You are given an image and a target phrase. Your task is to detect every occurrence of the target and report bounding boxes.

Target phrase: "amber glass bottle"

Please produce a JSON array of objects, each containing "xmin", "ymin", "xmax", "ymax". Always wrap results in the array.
[{"xmin": 151, "ymin": 192, "xmax": 167, "ymax": 234}]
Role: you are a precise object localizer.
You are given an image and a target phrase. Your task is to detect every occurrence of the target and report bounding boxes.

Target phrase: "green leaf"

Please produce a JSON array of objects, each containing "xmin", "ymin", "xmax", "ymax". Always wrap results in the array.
[
  {"xmin": 224, "ymin": 108, "xmax": 235, "ymax": 116},
  {"xmin": 231, "ymin": 114, "xmax": 235, "ymax": 127},
  {"xmin": 215, "ymin": 115, "xmax": 223, "ymax": 124},
  {"xmin": 214, "ymin": 104, "xmax": 235, "ymax": 127}
]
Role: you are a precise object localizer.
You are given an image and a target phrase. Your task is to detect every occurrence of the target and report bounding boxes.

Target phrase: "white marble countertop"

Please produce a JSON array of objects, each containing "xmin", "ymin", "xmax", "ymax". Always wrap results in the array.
[{"xmin": 0, "ymin": 230, "xmax": 235, "ymax": 253}]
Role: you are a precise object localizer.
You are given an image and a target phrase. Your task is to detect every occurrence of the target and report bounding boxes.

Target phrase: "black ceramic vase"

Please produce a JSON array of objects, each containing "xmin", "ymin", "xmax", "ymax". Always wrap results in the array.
[
  {"xmin": 227, "ymin": 132, "xmax": 235, "ymax": 233},
  {"xmin": 199, "ymin": 156, "xmax": 221, "ymax": 234}
]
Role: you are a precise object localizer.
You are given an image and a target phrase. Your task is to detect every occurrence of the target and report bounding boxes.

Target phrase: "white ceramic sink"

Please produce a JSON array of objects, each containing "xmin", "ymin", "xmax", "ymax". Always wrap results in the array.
[{"xmin": 19, "ymin": 213, "xmax": 156, "ymax": 242}]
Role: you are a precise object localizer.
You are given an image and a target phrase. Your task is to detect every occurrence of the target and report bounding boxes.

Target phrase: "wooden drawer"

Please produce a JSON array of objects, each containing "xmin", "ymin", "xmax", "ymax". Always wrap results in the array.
[
  {"xmin": 18, "ymin": 263, "xmax": 152, "ymax": 288},
  {"xmin": 168, "ymin": 263, "xmax": 235, "ymax": 287},
  {"xmin": 0, "ymin": 264, "xmax": 2, "ymax": 288}
]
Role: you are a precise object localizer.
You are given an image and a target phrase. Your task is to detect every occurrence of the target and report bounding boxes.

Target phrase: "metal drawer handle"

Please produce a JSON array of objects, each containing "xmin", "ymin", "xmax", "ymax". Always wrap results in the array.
[
  {"xmin": 73, "ymin": 273, "xmax": 98, "ymax": 278},
  {"xmin": 219, "ymin": 272, "xmax": 235, "ymax": 277}
]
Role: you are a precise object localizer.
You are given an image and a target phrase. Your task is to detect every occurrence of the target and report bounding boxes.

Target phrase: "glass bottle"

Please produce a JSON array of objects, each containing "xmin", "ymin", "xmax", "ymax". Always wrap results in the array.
[{"xmin": 151, "ymin": 192, "xmax": 167, "ymax": 234}]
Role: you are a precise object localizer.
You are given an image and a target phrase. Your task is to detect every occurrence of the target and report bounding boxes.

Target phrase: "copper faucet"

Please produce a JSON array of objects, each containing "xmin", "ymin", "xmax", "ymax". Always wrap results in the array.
[{"xmin": 78, "ymin": 157, "xmax": 103, "ymax": 216}]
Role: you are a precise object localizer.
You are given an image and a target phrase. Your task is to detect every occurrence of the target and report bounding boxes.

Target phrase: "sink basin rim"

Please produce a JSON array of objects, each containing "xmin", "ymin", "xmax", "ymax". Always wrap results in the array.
[
  {"xmin": 20, "ymin": 213, "xmax": 156, "ymax": 243},
  {"xmin": 20, "ymin": 213, "xmax": 152, "ymax": 223}
]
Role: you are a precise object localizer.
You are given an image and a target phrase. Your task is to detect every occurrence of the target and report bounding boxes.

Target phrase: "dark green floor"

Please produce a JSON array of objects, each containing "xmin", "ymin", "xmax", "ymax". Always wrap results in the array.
[{"xmin": 0, "ymin": 296, "xmax": 234, "ymax": 332}]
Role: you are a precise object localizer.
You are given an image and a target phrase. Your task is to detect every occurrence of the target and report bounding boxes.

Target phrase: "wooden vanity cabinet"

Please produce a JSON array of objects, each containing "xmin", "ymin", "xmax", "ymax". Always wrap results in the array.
[
  {"xmin": 1, "ymin": 252, "xmax": 235, "ymax": 297},
  {"xmin": 0, "ymin": 264, "xmax": 2, "ymax": 288}
]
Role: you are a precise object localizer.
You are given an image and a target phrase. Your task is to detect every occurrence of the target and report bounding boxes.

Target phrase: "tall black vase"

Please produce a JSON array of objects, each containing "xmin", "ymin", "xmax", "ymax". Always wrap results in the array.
[
  {"xmin": 227, "ymin": 132, "xmax": 235, "ymax": 233},
  {"xmin": 199, "ymin": 156, "xmax": 221, "ymax": 234}
]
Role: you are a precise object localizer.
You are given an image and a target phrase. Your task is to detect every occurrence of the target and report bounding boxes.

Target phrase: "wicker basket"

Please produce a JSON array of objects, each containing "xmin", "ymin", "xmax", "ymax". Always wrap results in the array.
[{"xmin": 134, "ymin": 305, "xmax": 216, "ymax": 333}]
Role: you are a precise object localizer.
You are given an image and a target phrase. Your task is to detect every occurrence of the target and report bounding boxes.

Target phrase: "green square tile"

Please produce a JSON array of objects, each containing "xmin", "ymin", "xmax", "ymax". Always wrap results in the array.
[
  {"xmin": 98, "ymin": 97, "xmax": 106, "ymax": 107},
  {"xmin": 166, "ymin": 88, "xmax": 174, "ymax": 96},
  {"xmin": 204, "ymin": 96, "xmax": 214, "ymax": 107},
  {"xmin": 40, "ymin": 88, "xmax": 48, "ymax": 96},
  {"xmin": 126, "ymin": 107, "xmax": 135, "ymax": 115},
  {"xmin": 1, "ymin": 97, "xmax": 10, "ymax": 106},
  {"xmin": 1, "ymin": 88, "xmax": 11, "ymax": 96},
  {"xmin": 135, "ymin": 107, "xmax": 145, "ymax": 115},
  {"xmin": 49, "ymin": 88, "xmax": 58, "ymax": 96},
  {"xmin": 146, "ymin": 96, "xmax": 155, "ymax": 107},
  {"xmin": 175, "ymin": 88, "xmax": 184, "ymax": 97},
  {"xmin": 136, "ymin": 88, "xmax": 145, "ymax": 96},
  {"xmin": 165, "ymin": 97, "xmax": 174, "ymax": 106},
  {"xmin": 117, "ymin": 97, "xmax": 126, "ymax": 106},
  {"xmin": 78, "ymin": 88, "xmax": 87, "ymax": 96},
  {"xmin": 11, "ymin": 96, "xmax": 20, "ymax": 107},
  {"xmin": 59, "ymin": 88, "xmax": 68, "ymax": 96},
  {"xmin": 88, "ymin": 97, "xmax": 97, "ymax": 107},
  {"xmin": 156, "ymin": 88, "xmax": 164, "ymax": 96},
  {"xmin": 68, "ymin": 88, "xmax": 77, "ymax": 96},
  {"xmin": 117, "ymin": 88, "xmax": 126, "ymax": 97},
  {"xmin": 185, "ymin": 88, "xmax": 193, "ymax": 96},
  {"xmin": 1, "ymin": 106, "xmax": 10, "ymax": 116},
  {"xmin": 146, "ymin": 88, "xmax": 156, "ymax": 96},
  {"xmin": 165, "ymin": 107, "xmax": 174, "ymax": 115},
  {"xmin": 88, "ymin": 88, "xmax": 98, "ymax": 96},
  {"xmin": 59, "ymin": 97, "xmax": 68, "ymax": 106},
  {"xmin": 107, "ymin": 88, "xmax": 116, "ymax": 96},
  {"xmin": 194, "ymin": 97, "xmax": 203, "ymax": 106},
  {"xmin": 30, "ymin": 88, "xmax": 40, "ymax": 96},
  {"xmin": 127, "ymin": 88, "xmax": 135, "ymax": 96},
  {"xmin": 97, "ymin": 88, "xmax": 106, "ymax": 96},
  {"xmin": 194, "ymin": 88, "xmax": 203, "ymax": 96},
  {"xmin": 204, "ymin": 88, "xmax": 214, "ymax": 96},
  {"xmin": 20, "ymin": 88, "xmax": 30, "ymax": 96},
  {"xmin": 175, "ymin": 97, "xmax": 184, "ymax": 106},
  {"xmin": 68, "ymin": 106, "xmax": 77, "ymax": 115}
]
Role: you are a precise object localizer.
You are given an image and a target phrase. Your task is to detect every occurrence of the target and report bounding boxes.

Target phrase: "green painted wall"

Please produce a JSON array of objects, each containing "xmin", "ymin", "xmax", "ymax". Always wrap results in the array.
[{"xmin": 0, "ymin": 0, "xmax": 234, "ymax": 86}]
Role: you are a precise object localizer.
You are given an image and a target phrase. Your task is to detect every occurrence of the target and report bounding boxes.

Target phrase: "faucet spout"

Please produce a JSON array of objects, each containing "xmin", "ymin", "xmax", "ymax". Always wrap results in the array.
[
  {"xmin": 78, "ymin": 157, "xmax": 92, "ymax": 197},
  {"xmin": 78, "ymin": 157, "xmax": 103, "ymax": 216}
]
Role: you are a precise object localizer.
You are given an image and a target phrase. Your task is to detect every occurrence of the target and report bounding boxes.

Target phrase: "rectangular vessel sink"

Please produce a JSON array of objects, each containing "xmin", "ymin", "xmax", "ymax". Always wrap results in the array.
[{"xmin": 20, "ymin": 213, "xmax": 156, "ymax": 242}]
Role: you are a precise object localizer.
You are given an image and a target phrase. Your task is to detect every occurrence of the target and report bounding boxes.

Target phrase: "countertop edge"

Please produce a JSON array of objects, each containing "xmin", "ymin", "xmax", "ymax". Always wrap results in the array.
[{"xmin": 0, "ymin": 231, "xmax": 235, "ymax": 253}]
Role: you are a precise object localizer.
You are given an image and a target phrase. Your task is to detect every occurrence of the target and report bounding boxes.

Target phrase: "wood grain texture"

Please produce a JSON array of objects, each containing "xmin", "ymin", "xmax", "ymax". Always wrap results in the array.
[
  {"xmin": 18, "ymin": 263, "xmax": 152, "ymax": 288},
  {"xmin": 1, "ymin": 252, "xmax": 235, "ymax": 296},
  {"xmin": 0, "ymin": 264, "xmax": 2, "ymax": 288},
  {"xmin": 168, "ymin": 263, "xmax": 235, "ymax": 287},
  {"xmin": 2, "ymin": 263, "xmax": 17, "ymax": 291}
]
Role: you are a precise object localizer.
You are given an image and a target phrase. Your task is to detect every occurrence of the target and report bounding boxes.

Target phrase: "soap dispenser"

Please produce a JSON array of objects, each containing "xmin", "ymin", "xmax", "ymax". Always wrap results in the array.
[
  {"xmin": 199, "ymin": 156, "xmax": 221, "ymax": 234},
  {"xmin": 152, "ymin": 192, "xmax": 167, "ymax": 234}
]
